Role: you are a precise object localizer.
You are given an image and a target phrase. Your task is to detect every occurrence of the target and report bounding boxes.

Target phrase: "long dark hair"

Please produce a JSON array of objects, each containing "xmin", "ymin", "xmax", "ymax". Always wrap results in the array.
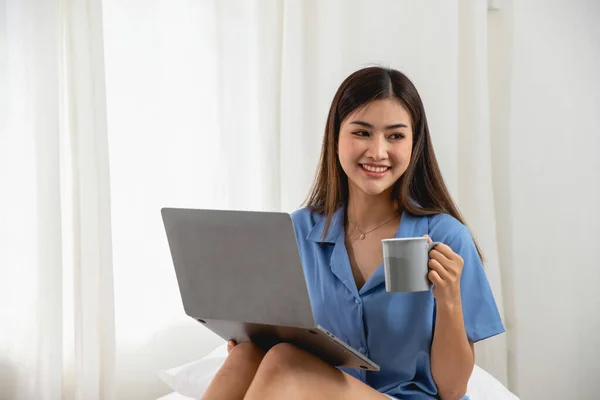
[{"xmin": 305, "ymin": 66, "xmax": 483, "ymax": 259}]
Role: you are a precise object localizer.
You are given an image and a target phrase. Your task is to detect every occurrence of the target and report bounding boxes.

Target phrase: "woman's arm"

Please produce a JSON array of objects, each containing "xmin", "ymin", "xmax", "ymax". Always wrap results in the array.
[
  {"xmin": 430, "ymin": 301, "xmax": 474, "ymax": 400},
  {"xmin": 426, "ymin": 236, "xmax": 474, "ymax": 400}
]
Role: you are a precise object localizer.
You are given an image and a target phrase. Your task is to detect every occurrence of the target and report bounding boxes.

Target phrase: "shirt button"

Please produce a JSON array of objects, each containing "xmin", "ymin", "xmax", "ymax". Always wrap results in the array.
[
  {"xmin": 355, "ymin": 298, "xmax": 361, "ymax": 304},
  {"xmin": 359, "ymin": 346, "xmax": 366, "ymax": 353}
]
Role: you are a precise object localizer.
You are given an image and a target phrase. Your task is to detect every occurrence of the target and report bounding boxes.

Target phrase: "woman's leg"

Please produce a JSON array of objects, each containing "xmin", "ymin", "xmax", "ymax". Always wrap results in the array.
[
  {"xmin": 243, "ymin": 343, "xmax": 390, "ymax": 400},
  {"xmin": 201, "ymin": 342, "xmax": 265, "ymax": 400}
]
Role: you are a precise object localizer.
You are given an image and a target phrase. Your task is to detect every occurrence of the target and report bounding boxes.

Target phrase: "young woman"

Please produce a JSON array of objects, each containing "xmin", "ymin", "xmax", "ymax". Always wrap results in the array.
[{"xmin": 202, "ymin": 67, "xmax": 504, "ymax": 400}]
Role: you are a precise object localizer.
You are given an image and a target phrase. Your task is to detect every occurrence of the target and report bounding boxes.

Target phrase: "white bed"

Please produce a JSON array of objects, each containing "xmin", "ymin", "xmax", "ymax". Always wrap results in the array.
[
  {"xmin": 157, "ymin": 393, "xmax": 194, "ymax": 400},
  {"xmin": 156, "ymin": 343, "xmax": 519, "ymax": 400}
]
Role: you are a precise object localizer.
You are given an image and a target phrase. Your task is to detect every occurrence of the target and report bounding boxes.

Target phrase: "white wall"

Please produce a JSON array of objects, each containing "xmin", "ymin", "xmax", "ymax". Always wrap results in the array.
[{"xmin": 489, "ymin": 1, "xmax": 600, "ymax": 398}]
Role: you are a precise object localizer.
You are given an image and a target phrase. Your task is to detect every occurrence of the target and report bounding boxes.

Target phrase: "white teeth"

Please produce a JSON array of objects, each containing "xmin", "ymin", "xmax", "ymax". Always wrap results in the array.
[{"xmin": 362, "ymin": 164, "xmax": 388, "ymax": 173}]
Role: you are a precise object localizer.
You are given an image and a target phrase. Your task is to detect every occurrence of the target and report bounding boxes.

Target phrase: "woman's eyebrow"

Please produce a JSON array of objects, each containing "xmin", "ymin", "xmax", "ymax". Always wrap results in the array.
[{"xmin": 350, "ymin": 120, "xmax": 408, "ymax": 129}]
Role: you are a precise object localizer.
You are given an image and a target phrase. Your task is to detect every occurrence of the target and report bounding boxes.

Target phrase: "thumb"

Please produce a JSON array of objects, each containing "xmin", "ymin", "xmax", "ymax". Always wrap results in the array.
[{"xmin": 423, "ymin": 234, "xmax": 432, "ymax": 243}]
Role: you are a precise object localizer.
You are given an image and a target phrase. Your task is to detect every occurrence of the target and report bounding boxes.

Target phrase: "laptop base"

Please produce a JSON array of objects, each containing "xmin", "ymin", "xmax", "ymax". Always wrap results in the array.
[{"xmin": 195, "ymin": 318, "xmax": 380, "ymax": 371}]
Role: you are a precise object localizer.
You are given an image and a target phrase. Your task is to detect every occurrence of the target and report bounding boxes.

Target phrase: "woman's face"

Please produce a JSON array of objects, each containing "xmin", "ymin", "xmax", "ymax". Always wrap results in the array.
[{"xmin": 337, "ymin": 98, "xmax": 413, "ymax": 198}]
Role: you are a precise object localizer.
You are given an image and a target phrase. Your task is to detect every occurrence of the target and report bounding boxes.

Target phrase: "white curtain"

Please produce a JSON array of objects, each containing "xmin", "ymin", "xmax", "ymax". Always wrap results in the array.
[
  {"xmin": 101, "ymin": 1, "xmax": 508, "ymax": 395},
  {"xmin": 1, "ymin": 0, "xmax": 114, "ymax": 398},
  {"xmin": 457, "ymin": 0, "xmax": 507, "ymax": 385},
  {"xmin": 4, "ymin": 0, "xmax": 598, "ymax": 399}
]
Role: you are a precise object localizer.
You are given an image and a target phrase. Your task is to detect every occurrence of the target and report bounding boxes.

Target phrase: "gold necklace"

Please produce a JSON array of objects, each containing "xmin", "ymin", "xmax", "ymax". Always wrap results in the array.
[{"xmin": 348, "ymin": 212, "xmax": 401, "ymax": 240}]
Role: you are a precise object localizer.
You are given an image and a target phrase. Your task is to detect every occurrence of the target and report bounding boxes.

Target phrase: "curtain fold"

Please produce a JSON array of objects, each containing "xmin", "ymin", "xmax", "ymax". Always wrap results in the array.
[
  {"xmin": 0, "ymin": 0, "xmax": 114, "ymax": 398},
  {"xmin": 1, "ymin": 0, "xmax": 64, "ymax": 398},
  {"xmin": 62, "ymin": 0, "xmax": 115, "ymax": 398},
  {"xmin": 457, "ymin": 0, "xmax": 507, "ymax": 385}
]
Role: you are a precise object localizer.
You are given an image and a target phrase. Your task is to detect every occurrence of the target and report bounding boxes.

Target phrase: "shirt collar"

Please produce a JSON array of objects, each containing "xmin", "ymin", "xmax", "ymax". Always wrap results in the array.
[
  {"xmin": 306, "ymin": 207, "xmax": 345, "ymax": 244},
  {"xmin": 305, "ymin": 205, "xmax": 428, "ymax": 244}
]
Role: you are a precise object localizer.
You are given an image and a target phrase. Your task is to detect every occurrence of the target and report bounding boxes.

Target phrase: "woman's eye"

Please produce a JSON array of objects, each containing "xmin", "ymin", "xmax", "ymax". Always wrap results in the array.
[
  {"xmin": 352, "ymin": 131, "xmax": 370, "ymax": 137},
  {"xmin": 389, "ymin": 133, "xmax": 404, "ymax": 140}
]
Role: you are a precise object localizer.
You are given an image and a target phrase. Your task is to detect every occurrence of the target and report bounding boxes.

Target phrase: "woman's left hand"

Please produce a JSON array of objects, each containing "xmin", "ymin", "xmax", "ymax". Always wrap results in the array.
[{"xmin": 424, "ymin": 235, "xmax": 464, "ymax": 307}]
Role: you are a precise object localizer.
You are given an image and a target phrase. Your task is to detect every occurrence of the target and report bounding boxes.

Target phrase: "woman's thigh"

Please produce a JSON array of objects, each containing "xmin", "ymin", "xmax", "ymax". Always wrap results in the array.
[{"xmin": 244, "ymin": 343, "xmax": 390, "ymax": 400}]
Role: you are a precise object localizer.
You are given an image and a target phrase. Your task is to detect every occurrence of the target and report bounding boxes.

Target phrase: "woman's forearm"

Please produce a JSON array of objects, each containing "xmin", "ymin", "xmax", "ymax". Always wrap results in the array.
[{"xmin": 430, "ymin": 301, "xmax": 474, "ymax": 400}]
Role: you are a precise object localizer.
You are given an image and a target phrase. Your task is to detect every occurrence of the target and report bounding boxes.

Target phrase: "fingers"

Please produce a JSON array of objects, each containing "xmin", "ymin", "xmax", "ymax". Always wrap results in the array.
[
  {"xmin": 430, "ymin": 243, "xmax": 460, "ymax": 262},
  {"xmin": 427, "ymin": 269, "xmax": 444, "ymax": 287},
  {"xmin": 424, "ymin": 237, "xmax": 455, "ymax": 261},
  {"xmin": 428, "ymin": 258, "xmax": 450, "ymax": 281},
  {"xmin": 429, "ymin": 245, "xmax": 452, "ymax": 264}
]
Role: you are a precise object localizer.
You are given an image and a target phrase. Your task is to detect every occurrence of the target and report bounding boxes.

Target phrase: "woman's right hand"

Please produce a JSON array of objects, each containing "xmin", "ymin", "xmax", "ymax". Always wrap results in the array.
[{"xmin": 227, "ymin": 340, "xmax": 237, "ymax": 353}]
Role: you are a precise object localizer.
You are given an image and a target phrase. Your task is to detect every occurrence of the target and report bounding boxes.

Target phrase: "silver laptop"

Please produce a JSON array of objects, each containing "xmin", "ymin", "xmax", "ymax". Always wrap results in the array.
[{"xmin": 161, "ymin": 207, "xmax": 380, "ymax": 371}]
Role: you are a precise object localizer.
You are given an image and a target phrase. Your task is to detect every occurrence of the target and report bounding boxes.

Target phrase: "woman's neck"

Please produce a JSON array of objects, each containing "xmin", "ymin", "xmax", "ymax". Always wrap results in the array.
[{"xmin": 346, "ymin": 189, "xmax": 400, "ymax": 231}]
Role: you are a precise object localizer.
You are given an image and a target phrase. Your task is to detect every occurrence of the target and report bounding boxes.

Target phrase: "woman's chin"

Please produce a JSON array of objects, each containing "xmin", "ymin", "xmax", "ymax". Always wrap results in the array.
[{"xmin": 353, "ymin": 183, "xmax": 395, "ymax": 197}]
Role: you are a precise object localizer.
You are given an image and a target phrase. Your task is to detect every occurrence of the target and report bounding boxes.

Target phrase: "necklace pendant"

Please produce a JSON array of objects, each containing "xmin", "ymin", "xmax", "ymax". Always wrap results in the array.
[{"xmin": 359, "ymin": 233, "xmax": 365, "ymax": 240}]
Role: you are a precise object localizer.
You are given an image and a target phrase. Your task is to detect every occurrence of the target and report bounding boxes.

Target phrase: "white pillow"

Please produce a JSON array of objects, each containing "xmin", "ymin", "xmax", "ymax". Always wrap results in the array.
[
  {"xmin": 158, "ymin": 343, "xmax": 228, "ymax": 399},
  {"xmin": 467, "ymin": 365, "xmax": 519, "ymax": 400},
  {"xmin": 156, "ymin": 392, "xmax": 195, "ymax": 400},
  {"xmin": 159, "ymin": 343, "xmax": 519, "ymax": 400}
]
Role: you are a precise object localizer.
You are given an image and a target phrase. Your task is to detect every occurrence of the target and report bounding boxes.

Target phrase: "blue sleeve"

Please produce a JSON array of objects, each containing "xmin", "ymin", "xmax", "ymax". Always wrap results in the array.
[{"xmin": 449, "ymin": 227, "xmax": 505, "ymax": 343}]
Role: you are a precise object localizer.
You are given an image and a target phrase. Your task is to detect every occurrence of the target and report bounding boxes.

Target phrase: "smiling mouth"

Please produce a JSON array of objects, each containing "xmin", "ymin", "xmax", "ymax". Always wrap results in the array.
[{"xmin": 360, "ymin": 164, "xmax": 391, "ymax": 173}]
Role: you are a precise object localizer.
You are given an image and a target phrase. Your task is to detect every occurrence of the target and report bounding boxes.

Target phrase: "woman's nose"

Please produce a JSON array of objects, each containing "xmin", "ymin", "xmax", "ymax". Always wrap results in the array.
[{"xmin": 365, "ymin": 135, "xmax": 387, "ymax": 160}]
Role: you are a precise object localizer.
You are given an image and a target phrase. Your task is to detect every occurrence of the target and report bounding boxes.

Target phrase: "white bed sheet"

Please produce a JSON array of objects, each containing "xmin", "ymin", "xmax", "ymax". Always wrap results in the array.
[
  {"xmin": 157, "ymin": 343, "xmax": 519, "ymax": 400},
  {"xmin": 156, "ymin": 392, "xmax": 194, "ymax": 400}
]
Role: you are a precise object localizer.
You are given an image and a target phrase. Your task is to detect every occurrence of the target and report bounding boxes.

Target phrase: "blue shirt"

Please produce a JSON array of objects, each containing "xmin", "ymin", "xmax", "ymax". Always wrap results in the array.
[{"xmin": 290, "ymin": 206, "xmax": 505, "ymax": 399}]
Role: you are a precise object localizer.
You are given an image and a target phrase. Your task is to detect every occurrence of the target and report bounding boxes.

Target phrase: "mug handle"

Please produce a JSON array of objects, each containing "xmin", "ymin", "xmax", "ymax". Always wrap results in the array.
[
  {"xmin": 428, "ymin": 241, "xmax": 442, "ymax": 252},
  {"xmin": 427, "ymin": 241, "xmax": 443, "ymax": 287}
]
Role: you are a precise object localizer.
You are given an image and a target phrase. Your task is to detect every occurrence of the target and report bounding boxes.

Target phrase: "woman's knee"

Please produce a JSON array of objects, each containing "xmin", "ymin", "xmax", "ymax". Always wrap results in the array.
[
  {"xmin": 255, "ymin": 343, "xmax": 305, "ymax": 379},
  {"xmin": 245, "ymin": 343, "xmax": 350, "ymax": 399},
  {"xmin": 224, "ymin": 341, "xmax": 266, "ymax": 370}
]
